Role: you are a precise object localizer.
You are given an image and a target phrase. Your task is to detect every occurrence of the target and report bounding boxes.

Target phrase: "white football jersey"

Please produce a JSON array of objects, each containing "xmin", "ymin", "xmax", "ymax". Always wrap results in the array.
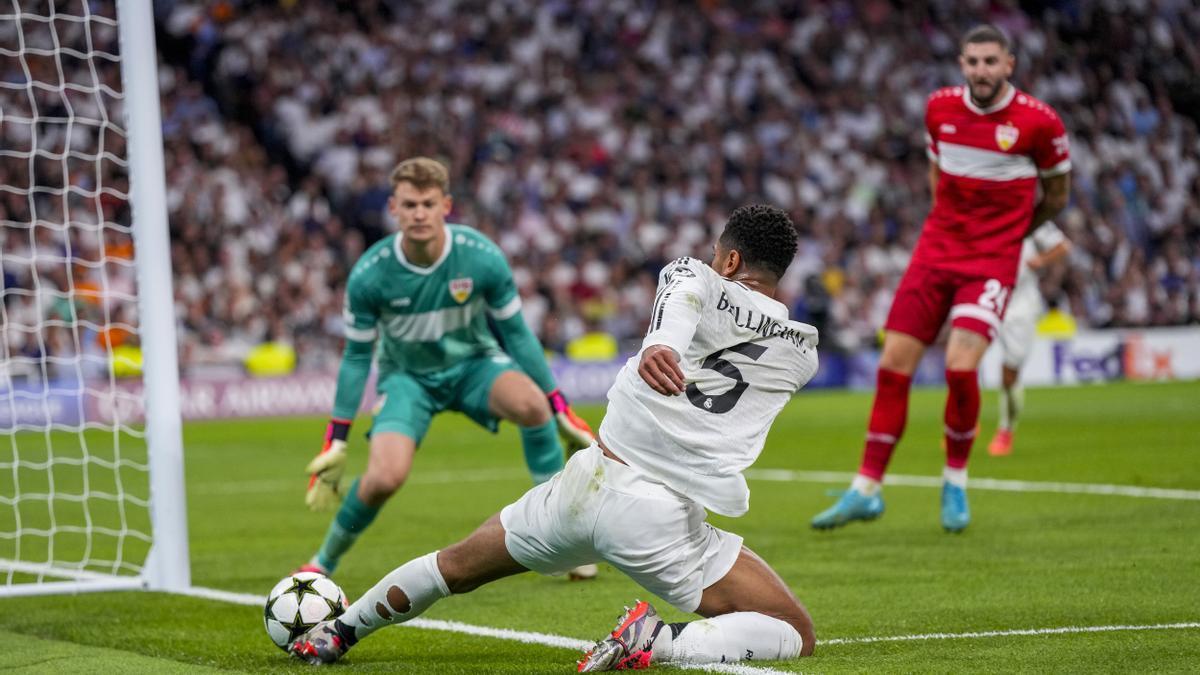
[
  {"xmin": 599, "ymin": 257, "xmax": 819, "ymax": 517},
  {"xmin": 1009, "ymin": 221, "xmax": 1067, "ymax": 316}
]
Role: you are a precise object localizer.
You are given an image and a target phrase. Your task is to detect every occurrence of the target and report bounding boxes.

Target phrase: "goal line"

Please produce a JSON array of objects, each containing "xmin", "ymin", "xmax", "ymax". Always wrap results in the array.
[{"xmin": 0, "ymin": 558, "xmax": 144, "ymax": 596}]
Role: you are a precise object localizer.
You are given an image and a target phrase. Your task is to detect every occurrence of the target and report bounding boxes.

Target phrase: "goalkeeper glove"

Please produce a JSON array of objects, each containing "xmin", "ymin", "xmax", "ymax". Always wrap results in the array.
[
  {"xmin": 305, "ymin": 419, "xmax": 351, "ymax": 511},
  {"xmin": 547, "ymin": 389, "xmax": 594, "ymax": 453}
]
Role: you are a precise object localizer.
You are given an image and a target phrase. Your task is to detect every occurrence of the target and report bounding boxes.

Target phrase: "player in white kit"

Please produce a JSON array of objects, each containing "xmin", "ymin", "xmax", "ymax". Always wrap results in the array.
[
  {"xmin": 289, "ymin": 205, "xmax": 820, "ymax": 669},
  {"xmin": 986, "ymin": 221, "xmax": 1071, "ymax": 456}
]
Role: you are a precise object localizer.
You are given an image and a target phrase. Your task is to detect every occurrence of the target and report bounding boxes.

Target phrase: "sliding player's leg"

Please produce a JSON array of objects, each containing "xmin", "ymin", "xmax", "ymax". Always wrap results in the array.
[
  {"xmin": 292, "ymin": 513, "xmax": 530, "ymax": 665},
  {"xmin": 296, "ymin": 441, "xmax": 610, "ymax": 664},
  {"xmin": 579, "ymin": 540, "xmax": 814, "ymax": 670},
  {"xmin": 687, "ymin": 547, "xmax": 816, "ymax": 659},
  {"xmin": 572, "ymin": 444, "xmax": 809, "ymax": 670},
  {"xmin": 304, "ymin": 372, "xmax": 434, "ymax": 575}
]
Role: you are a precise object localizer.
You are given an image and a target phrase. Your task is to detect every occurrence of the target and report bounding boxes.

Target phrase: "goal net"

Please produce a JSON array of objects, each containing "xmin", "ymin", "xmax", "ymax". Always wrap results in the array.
[{"xmin": 0, "ymin": 0, "xmax": 188, "ymax": 596}]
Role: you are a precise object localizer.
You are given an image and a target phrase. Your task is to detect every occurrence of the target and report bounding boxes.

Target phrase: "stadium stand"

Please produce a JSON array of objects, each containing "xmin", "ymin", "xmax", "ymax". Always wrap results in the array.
[{"xmin": 4, "ymin": 0, "xmax": 1198, "ymax": 378}]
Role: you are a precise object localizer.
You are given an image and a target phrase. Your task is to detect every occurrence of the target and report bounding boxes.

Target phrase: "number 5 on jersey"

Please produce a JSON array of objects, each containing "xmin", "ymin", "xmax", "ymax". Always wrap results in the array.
[{"xmin": 686, "ymin": 342, "xmax": 768, "ymax": 414}]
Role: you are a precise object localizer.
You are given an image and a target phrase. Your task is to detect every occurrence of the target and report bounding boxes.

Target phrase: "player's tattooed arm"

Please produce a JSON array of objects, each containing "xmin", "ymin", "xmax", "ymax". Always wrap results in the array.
[{"xmin": 1027, "ymin": 172, "xmax": 1070, "ymax": 236}]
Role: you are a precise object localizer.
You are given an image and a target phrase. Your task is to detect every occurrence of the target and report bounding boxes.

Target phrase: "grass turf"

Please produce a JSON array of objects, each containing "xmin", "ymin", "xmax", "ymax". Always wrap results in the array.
[{"xmin": 0, "ymin": 380, "xmax": 1198, "ymax": 672}]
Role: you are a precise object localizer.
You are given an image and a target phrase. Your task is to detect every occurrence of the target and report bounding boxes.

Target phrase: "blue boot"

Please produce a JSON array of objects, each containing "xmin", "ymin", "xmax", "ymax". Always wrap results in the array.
[
  {"xmin": 811, "ymin": 489, "xmax": 885, "ymax": 530},
  {"xmin": 941, "ymin": 482, "xmax": 971, "ymax": 532}
]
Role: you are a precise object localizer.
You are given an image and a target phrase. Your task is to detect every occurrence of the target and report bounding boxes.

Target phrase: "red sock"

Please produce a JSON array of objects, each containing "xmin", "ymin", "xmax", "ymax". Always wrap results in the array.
[
  {"xmin": 944, "ymin": 369, "xmax": 980, "ymax": 469},
  {"xmin": 858, "ymin": 368, "xmax": 913, "ymax": 481}
]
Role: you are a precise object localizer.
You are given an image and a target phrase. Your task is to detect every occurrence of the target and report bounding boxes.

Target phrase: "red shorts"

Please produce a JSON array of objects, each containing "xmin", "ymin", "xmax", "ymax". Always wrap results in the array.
[{"xmin": 884, "ymin": 263, "xmax": 1012, "ymax": 344}]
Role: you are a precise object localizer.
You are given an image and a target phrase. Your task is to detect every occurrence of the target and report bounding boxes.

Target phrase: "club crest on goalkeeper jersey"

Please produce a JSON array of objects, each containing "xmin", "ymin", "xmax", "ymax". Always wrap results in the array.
[
  {"xmin": 599, "ymin": 257, "xmax": 819, "ymax": 517},
  {"xmin": 341, "ymin": 224, "xmax": 522, "ymax": 375}
]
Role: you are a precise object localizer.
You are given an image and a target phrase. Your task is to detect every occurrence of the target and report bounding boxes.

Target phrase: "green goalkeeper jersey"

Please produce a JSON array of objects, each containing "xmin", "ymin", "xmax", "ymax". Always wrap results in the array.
[
  {"xmin": 344, "ymin": 224, "xmax": 519, "ymax": 374},
  {"xmin": 331, "ymin": 224, "xmax": 554, "ymax": 421}
]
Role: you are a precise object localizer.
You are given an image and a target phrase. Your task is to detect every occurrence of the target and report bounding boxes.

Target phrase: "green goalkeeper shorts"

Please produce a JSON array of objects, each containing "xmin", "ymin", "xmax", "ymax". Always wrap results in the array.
[{"xmin": 370, "ymin": 353, "xmax": 521, "ymax": 444}]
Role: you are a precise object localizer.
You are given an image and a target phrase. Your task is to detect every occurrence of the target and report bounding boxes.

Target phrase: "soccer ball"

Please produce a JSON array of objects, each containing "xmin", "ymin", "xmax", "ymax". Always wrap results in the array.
[{"xmin": 263, "ymin": 572, "xmax": 349, "ymax": 651}]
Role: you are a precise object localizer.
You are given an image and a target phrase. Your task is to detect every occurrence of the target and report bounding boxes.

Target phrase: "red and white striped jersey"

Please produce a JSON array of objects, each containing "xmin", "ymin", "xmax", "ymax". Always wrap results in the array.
[{"xmin": 915, "ymin": 85, "xmax": 1070, "ymax": 284}]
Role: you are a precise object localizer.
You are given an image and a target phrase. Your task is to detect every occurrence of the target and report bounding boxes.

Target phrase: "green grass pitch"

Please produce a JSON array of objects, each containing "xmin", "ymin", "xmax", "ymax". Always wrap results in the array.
[{"xmin": 1, "ymin": 380, "xmax": 1198, "ymax": 673}]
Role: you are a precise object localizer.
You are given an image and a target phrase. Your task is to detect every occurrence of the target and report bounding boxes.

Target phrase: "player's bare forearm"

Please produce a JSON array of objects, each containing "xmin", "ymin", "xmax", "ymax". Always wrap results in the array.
[
  {"xmin": 1026, "ymin": 173, "xmax": 1070, "ymax": 236},
  {"xmin": 1030, "ymin": 240, "xmax": 1072, "ymax": 271},
  {"xmin": 928, "ymin": 163, "xmax": 940, "ymax": 207},
  {"xmin": 638, "ymin": 344, "xmax": 685, "ymax": 396}
]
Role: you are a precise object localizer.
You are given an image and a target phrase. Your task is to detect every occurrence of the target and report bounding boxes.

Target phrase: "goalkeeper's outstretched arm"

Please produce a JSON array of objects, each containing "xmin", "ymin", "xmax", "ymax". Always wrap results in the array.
[
  {"xmin": 305, "ymin": 337, "xmax": 374, "ymax": 511},
  {"xmin": 308, "ymin": 264, "xmax": 378, "ymax": 511},
  {"xmin": 331, "ymin": 338, "xmax": 374, "ymax": 421}
]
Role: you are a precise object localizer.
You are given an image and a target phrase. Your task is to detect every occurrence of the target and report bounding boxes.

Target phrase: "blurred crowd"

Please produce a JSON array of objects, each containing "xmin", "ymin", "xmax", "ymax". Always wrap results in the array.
[
  {"xmin": 4, "ymin": 0, "xmax": 1199, "ymax": 381},
  {"xmin": 0, "ymin": 3, "xmax": 137, "ymax": 382}
]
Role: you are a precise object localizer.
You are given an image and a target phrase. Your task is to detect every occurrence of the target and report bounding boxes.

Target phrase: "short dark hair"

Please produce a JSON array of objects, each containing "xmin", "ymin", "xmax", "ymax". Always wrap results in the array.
[
  {"xmin": 961, "ymin": 24, "xmax": 1010, "ymax": 52},
  {"xmin": 718, "ymin": 204, "xmax": 798, "ymax": 280}
]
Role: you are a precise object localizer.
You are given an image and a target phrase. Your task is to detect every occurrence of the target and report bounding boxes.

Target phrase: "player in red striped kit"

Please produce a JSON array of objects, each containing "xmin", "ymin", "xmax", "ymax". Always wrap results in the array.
[{"xmin": 813, "ymin": 24, "xmax": 1071, "ymax": 532}]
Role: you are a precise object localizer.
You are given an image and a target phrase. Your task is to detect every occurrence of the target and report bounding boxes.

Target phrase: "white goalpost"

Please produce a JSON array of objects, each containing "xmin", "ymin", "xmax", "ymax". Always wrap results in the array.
[{"xmin": 0, "ymin": 0, "xmax": 189, "ymax": 596}]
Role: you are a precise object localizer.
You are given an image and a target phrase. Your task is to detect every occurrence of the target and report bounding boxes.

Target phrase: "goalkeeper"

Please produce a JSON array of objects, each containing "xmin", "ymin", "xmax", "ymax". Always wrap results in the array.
[{"xmin": 300, "ymin": 157, "xmax": 596, "ymax": 579}]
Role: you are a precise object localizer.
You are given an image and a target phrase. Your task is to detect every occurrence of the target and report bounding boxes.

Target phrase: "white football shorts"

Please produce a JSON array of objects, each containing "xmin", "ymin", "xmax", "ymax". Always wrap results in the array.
[
  {"xmin": 500, "ymin": 443, "xmax": 743, "ymax": 613},
  {"xmin": 998, "ymin": 281, "xmax": 1045, "ymax": 369}
]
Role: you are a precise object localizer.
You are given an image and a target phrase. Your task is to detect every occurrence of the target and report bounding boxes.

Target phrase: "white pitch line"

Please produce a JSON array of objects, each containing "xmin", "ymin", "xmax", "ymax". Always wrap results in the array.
[
  {"xmin": 820, "ymin": 621, "xmax": 1200, "ymax": 645},
  {"xmin": 176, "ymin": 585, "xmax": 262, "ymax": 606},
  {"xmin": 179, "ymin": 585, "xmax": 589, "ymax": 649},
  {"xmin": 182, "ymin": 585, "xmax": 787, "ymax": 674},
  {"xmin": 744, "ymin": 469, "xmax": 1200, "ymax": 501},
  {"xmin": 180, "ymin": 585, "xmax": 1200, "ymax": 671},
  {"xmin": 400, "ymin": 617, "xmax": 591, "ymax": 651},
  {"xmin": 193, "ymin": 467, "xmax": 1200, "ymax": 502}
]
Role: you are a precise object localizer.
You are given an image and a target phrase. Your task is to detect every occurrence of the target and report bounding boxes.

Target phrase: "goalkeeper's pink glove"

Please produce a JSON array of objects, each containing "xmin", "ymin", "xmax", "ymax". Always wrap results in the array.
[
  {"xmin": 305, "ymin": 419, "xmax": 351, "ymax": 511},
  {"xmin": 547, "ymin": 389, "xmax": 594, "ymax": 453}
]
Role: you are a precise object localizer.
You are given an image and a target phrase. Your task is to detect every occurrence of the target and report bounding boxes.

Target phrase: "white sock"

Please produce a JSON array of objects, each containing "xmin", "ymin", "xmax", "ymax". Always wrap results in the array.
[
  {"xmin": 999, "ymin": 383, "xmax": 1024, "ymax": 431},
  {"xmin": 660, "ymin": 612, "xmax": 802, "ymax": 664},
  {"xmin": 339, "ymin": 551, "xmax": 450, "ymax": 642},
  {"xmin": 943, "ymin": 466, "xmax": 968, "ymax": 488},
  {"xmin": 851, "ymin": 474, "xmax": 881, "ymax": 497}
]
